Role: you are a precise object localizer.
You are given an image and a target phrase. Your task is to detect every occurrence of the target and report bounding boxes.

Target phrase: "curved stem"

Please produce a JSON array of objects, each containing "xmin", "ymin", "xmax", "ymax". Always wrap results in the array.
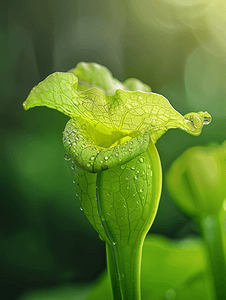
[
  {"xmin": 200, "ymin": 210, "xmax": 226, "ymax": 300},
  {"xmin": 106, "ymin": 240, "xmax": 143, "ymax": 300}
]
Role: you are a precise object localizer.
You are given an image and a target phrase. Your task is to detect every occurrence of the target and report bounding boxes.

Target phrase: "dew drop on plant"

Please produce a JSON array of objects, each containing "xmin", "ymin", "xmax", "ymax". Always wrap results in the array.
[
  {"xmin": 133, "ymin": 193, "xmax": 136, "ymax": 197},
  {"xmin": 64, "ymin": 153, "xmax": 71, "ymax": 161},
  {"xmin": 165, "ymin": 288, "xmax": 176, "ymax": 300},
  {"xmin": 87, "ymin": 163, "xmax": 91, "ymax": 168},
  {"xmin": 203, "ymin": 112, "xmax": 212, "ymax": 125},
  {"xmin": 121, "ymin": 164, "xmax": 126, "ymax": 170},
  {"xmin": 140, "ymin": 187, "xmax": 144, "ymax": 193},
  {"xmin": 127, "ymin": 186, "xmax": 129, "ymax": 190},
  {"xmin": 107, "ymin": 192, "xmax": 112, "ymax": 196},
  {"xmin": 131, "ymin": 166, "xmax": 135, "ymax": 170},
  {"xmin": 90, "ymin": 156, "xmax": 95, "ymax": 160},
  {"xmin": 139, "ymin": 157, "xmax": 144, "ymax": 163},
  {"xmin": 105, "ymin": 156, "xmax": 108, "ymax": 160},
  {"xmin": 80, "ymin": 207, "xmax": 83, "ymax": 211},
  {"xmin": 135, "ymin": 173, "xmax": 139, "ymax": 180},
  {"xmin": 115, "ymin": 152, "xmax": 119, "ymax": 156}
]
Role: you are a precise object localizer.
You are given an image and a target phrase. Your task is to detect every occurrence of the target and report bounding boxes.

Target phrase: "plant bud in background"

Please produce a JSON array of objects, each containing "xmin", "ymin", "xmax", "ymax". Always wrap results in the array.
[{"xmin": 167, "ymin": 141, "xmax": 226, "ymax": 218}]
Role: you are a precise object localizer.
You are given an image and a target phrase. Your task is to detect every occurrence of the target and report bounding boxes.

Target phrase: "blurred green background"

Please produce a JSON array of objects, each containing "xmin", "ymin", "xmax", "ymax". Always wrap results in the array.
[{"xmin": 1, "ymin": 0, "xmax": 226, "ymax": 299}]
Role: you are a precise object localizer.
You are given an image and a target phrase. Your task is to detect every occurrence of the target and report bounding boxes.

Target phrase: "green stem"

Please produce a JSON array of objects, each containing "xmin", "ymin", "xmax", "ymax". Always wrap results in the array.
[
  {"xmin": 200, "ymin": 211, "xmax": 226, "ymax": 300},
  {"xmin": 106, "ymin": 239, "xmax": 143, "ymax": 300}
]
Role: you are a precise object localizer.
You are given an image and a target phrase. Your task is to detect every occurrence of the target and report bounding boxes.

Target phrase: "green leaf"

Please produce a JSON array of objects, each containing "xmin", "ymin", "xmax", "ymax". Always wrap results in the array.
[
  {"xmin": 68, "ymin": 62, "xmax": 151, "ymax": 95},
  {"xmin": 86, "ymin": 235, "xmax": 214, "ymax": 300},
  {"xmin": 18, "ymin": 283, "xmax": 93, "ymax": 300}
]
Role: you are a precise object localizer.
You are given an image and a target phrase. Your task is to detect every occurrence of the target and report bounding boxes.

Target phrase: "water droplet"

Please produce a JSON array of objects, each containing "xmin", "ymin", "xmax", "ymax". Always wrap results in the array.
[
  {"xmin": 107, "ymin": 192, "xmax": 112, "ymax": 196},
  {"xmin": 80, "ymin": 207, "xmax": 83, "ymax": 211},
  {"xmin": 140, "ymin": 187, "xmax": 144, "ymax": 193},
  {"xmin": 139, "ymin": 157, "xmax": 144, "ymax": 163},
  {"xmin": 133, "ymin": 193, "xmax": 136, "ymax": 197},
  {"xmin": 125, "ymin": 177, "xmax": 129, "ymax": 180},
  {"xmin": 130, "ymin": 141, "xmax": 133, "ymax": 145},
  {"xmin": 105, "ymin": 156, "xmax": 108, "ymax": 160},
  {"xmin": 87, "ymin": 163, "xmax": 91, "ymax": 168},
  {"xmin": 126, "ymin": 186, "xmax": 129, "ymax": 190},
  {"xmin": 203, "ymin": 112, "xmax": 212, "ymax": 125},
  {"xmin": 100, "ymin": 160, "xmax": 103, "ymax": 163},
  {"xmin": 115, "ymin": 152, "xmax": 119, "ymax": 156},
  {"xmin": 90, "ymin": 156, "xmax": 95, "ymax": 160},
  {"xmin": 121, "ymin": 164, "xmax": 126, "ymax": 170},
  {"xmin": 165, "ymin": 288, "xmax": 176, "ymax": 300},
  {"xmin": 131, "ymin": 166, "xmax": 135, "ymax": 170},
  {"xmin": 64, "ymin": 154, "xmax": 71, "ymax": 161},
  {"xmin": 148, "ymin": 164, "xmax": 151, "ymax": 169},
  {"xmin": 75, "ymin": 136, "xmax": 79, "ymax": 140},
  {"xmin": 128, "ymin": 148, "xmax": 132, "ymax": 152},
  {"xmin": 135, "ymin": 173, "xmax": 139, "ymax": 180}
]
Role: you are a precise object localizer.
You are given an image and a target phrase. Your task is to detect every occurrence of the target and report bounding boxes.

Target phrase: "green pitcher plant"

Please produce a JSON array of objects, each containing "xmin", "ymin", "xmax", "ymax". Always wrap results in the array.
[
  {"xmin": 167, "ymin": 142, "xmax": 226, "ymax": 300},
  {"xmin": 23, "ymin": 62, "xmax": 211, "ymax": 300}
]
